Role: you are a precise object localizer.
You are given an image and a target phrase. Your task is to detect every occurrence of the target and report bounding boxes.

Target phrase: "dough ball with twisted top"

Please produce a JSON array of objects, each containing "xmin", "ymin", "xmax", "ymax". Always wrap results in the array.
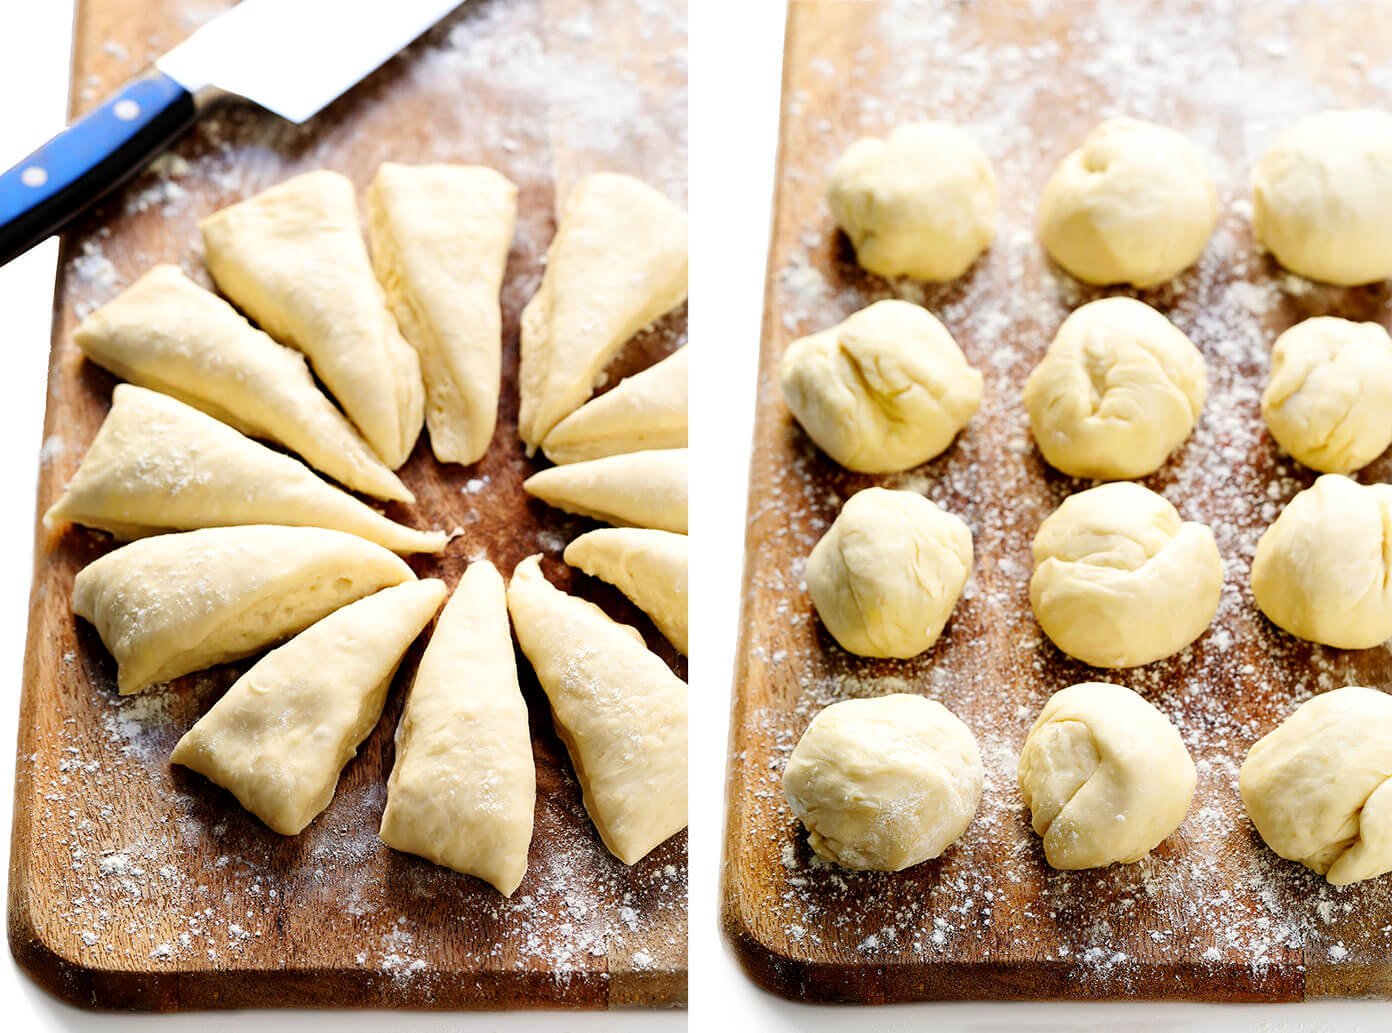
[
  {"xmin": 1252, "ymin": 109, "xmax": 1392, "ymax": 286},
  {"xmin": 1029, "ymin": 482, "xmax": 1222, "ymax": 667},
  {"xmin": 1018, "ymin": 681, "xmax": 1196, "ymax": 870},
  {"xmin": 828, "ymin": 121, "xmax": 998, "ymax": 282},
  {"xmin": 1038, "ymin": 118, "xmax": 1217, "ymax": 288},
  {"xmin": 1251, "ymin": 474, "xmax": 1392, "ymax": 649},
  {"xmin": 1241, "ymin": 686, "xmax": 1392, "ymax": 885},
  {"xmin": 1261, "ymin": 317, "xmax": 1392, "ymax": 474},
  {"xmin": 783, "ymin": 694, "xmax": 984, "ymax": 871},
  {"xmin": 780, "ymin": 300, "xmax": 982, "ymax": 474},
  {"xmin": 806, "ymin": 487, "xmax": 972, "ymax": 659},
  {"xmin": 1024, "ymin": 297, "xmax": 1206, "ymax": 480}
]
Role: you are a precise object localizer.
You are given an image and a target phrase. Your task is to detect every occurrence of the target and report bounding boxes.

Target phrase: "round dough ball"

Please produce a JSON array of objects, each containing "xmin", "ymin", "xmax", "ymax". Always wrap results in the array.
[
  {"xmin": 806, "ymin": 487, "xmax": 972, "ymax": 659},
  {"xmin": 1030, "ymin": 482, "xmax": 1222, "ymax": 667},
  {"xmin": 1023, "ymin": 297, "xmax": 1206, "ymax": 480},
  {"xmin": 1038, "ymin": 117, "xmax": 1217, "ymax": 288},
  {"xmin": 1250, "ymin": 474, "xmax": 1392, "ymax": 648},
  {"xmin": 1252, "ymin": 109, "xmax": 1392, "ymax": 286},
  {"xmin": 1261, "ymin": 317, "xmax": 1392, "ymax": 474},
  {"xmin": 780, "ymin": 300, "xmax": 982, "ymax": 473},
  {"xmin": 827, "ymin": 121, "xmax": 998, "ymax": 282},
  {"xmin": 782, "ymin": 694, "xmax": 984, "ymax": 871},
  {"xmin": 1241, "ymin": 686, "xmax": 1392, "ymax": 886},
  {"xmin": 1019, "ymin": 682, "xmax": 1196, "ymax": 869}
]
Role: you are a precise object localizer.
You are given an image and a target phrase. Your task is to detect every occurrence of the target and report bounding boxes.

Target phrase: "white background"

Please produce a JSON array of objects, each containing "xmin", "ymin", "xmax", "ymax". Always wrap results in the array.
[{"xmin": 0, "ymin": 0, "xmax": 1388, "ymax": 1030}]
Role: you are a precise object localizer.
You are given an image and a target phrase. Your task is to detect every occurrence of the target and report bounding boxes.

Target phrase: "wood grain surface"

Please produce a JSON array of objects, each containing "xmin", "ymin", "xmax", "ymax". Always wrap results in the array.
[
  {"xmin": 8, "ymin": 0, "xmax": 687, "ymax": 1011},
  {"xmin": 722, "ymin": 0, "xmax": 1392, "ymax": 1003}
]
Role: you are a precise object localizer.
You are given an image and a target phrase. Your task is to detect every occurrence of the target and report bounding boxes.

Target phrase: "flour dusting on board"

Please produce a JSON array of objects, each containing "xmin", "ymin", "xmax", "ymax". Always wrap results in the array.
[
  {"xmin": 27, "ymin": 0, "xmax": 686, "ymax": 1001},
  {"xmin": 733, "ymin": 0, "xmax": 1392, "ymax": 995}
]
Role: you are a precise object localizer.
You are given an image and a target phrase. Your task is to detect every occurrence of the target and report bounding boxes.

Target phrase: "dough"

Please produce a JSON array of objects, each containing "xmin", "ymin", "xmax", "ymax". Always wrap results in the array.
[
  {"xmin": 200, "ymin": 170, "xmax": 425, "ymax": 468},
  {"xmin": 1261, "ymin": 317, "xmax": 1392, "ymax": 474},
  {"xmin": 827, "ymin": 121, "xmax": 997, "ymax": 281},
  {"xmin": 172, "ymin": 579, "xmax": 447, "ymax": 835},
  {"xmin": 780, "ymin": 300, "xmax": 982, "ymax": 473},
  {"xmin": 1030, "ymin": 482, "xmax": 1222, "ymax": 667},
  {"xmin": 1023, "ymin": 297, "xmax": 1206, "ymax": 480},
  {"xmin": 1018, "ymin": 681, "xmax": 1196, "ymax": 869},
  {"xmin": 73, "ymin": 525, "xmax": 414, "ymax": 695},
  {"xmin": 75, "ymin": 266, "xmax": 412, "ymax": 502},
  {"xmin": 505, "ymin": 555, "xmax": 686, "ymax": 864},
  {"xmin": 782, "ymin": 694, "xmax": 983, "ymax": 871},
  {"xmin": 367, "ymin": 163, "xmax": 517, "ymax": 466},
  {"xmin": 45, "ymin": 385, "xmax": 446, "ymax": 554},
  {"xmin": 1241, "ymin": 686, "xmax": 1392, "ymax": 886},
  {"xmin": 1250, "ymin": 474, "xmax": 1392, "ymax": 649},
  {"xmin": 543, "ymin": 348, "xmax": 687, "ymax": 465},
  {"xmin": 1252, "ymin": 109, "xmax": 1392, "ymax": 286},
  {"xmin": 380, "ymin": 561, "xmax": 534, "ymax": 895},
  {"xmin": 1037, "ymin": 117, "xmax": 1217, "ymax": 287},
  {"xmin": 805, "ymin": 487, "xmax": 972, "ymax": 659},
  {"xmin": 518, "ymin": 173, "xmax": 688, "ymax": 451},
  {"xmin": 564, "ymin": 527, "xmax": 688, "ymax": 654},
  {"xmin": 523, "ymin": 448, "xmax": 687, "ymax": 533}
]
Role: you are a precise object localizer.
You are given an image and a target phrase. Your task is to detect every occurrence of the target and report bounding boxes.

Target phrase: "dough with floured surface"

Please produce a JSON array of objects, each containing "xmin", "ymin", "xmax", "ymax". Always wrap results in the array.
[
  {"xmin": 564, "ymin": 527, "xmax": 688, "ymax": 654},
  {"xmin": 380, "ymin": 561, "xmax": 534, "ymax": 895},
  {"xmin": 543, "ymin": 348, "xmax": 687, "ymax": 465},
  {"xmin": 73, "ymin": 525, "xmax": 414, "ymax": 695},
  {"xmin": 172, "ymin": 579, "xmax": 446, "ymax": 835},
  {"xmin": 74, "ymin": 265, "xmax": 411, "ymax": 502},
  {"xmin": 518, "ymin": 173, "xmax": 687, "ymax": 451},
  {"xmin": 523, "ymin": 448, "xmax": 687, "ymax": 533},
  {"xmin": 45, "ymin": 385, "xmax": 446, "ymax": 554},
  {"xmin": 200, "ymin": 170, "xmax": 425, "ymax": 468},
  {"xmin": 505, "ymin": 555, "xmax": 686, "ymax": 865},
  {"xmin": 367, "ymin": 163, "xmax": 517, "ymax": 466}
]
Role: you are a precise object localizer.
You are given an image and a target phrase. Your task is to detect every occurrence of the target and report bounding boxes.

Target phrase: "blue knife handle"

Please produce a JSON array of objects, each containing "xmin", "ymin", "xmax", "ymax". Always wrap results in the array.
[{"xmin": 0, "ymin": 68, "xmax": 197, "ymax": 267}]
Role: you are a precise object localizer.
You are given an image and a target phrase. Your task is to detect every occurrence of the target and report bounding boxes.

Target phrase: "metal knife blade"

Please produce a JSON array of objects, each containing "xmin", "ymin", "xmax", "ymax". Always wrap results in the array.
[{"xmin": 158, "ymin": 0, "xmax": 465, "ymax": 124}]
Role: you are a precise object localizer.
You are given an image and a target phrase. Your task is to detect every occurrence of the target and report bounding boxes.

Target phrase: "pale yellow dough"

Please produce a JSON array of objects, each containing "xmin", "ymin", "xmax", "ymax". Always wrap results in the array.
[
  {"xmin": 1250, "ymin": 474, "xmax": 1392, "ymax": 649},
  {"xmin": 1024, "ymin": 297, "xmax": 1206, "ymax": 480},
  {"xmin": 45, "ymin": 385, "xmax": 446, "ymax": 554},
  {"xmin": 523, "ymin": 448, "xmax": 687, "ymax": 533},
  {"xmin": 1029, "ymin": 482, "xmax": 1222, "ymax": 667},
  {"xmin": 368, "ymin": 163, "xmax": 517, "ymax": 466},
  {"xmin": 74, "ymin": 265, "xmax": 411, "ymax": 502},
  {"xmin": 1019, "ymin": 682, "xmax": 1196, "ymax": 870},
  {"xmin": 200, "ymin": 170, "xmax": 425, "ymax": 468},
  {"xmin": 380, "ymin": 562, "xmax": 535, "ymax": 895},
  {"xmin": 518, "ymin": 173, "xmax": 688, "ymax": 451},
  {"xmin": 1241, "ymin": 686, "xmax": 1392, "ymax": 886},
  {"xmin": 542, "ymin": 348, "xmax": 688, "ymax": 465},
  {"xmin": 172, "ymin": 579, "xmax": 447, "ymax": 836},
  {"xmin": 782, "ymin": 694, "xmax": 983, "ymax": 871},
  {"xmin": 564, "ymin": 527, "xmax": 688, "ymax": 654},
  {"xmin": 73, "ymin": 525, "xmax": 414, "ymax": 695},
  {"xmin": 780, "ymin": 300, "xmax": 982, "ymax": 474},
  {"xmin": 1261, "ymin": 317, "xmax": 1392, "ymax": 474},
  {"xmin": 506, "ymin": 555, "xmax": 687, "ymax": 865}
]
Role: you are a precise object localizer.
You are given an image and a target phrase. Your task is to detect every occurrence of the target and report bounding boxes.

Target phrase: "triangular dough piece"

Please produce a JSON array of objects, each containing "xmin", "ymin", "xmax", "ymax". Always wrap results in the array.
[
  {"xmin": 518, "ymin": 173, "xmax": 687, "ymax": 451},
  {"xmin": 368, "ymin": 163, "xmax": 517, "ymax": 466},
  {"xmin": 172, "ymin": 579, "xmax": 447, "ymax": 835},
  {"xmin": 75, "ymin": 265, "xmax": 412, "ymax": 503},
  {"xmin": 564, "ymin": 528, "xmax": 688, "ymax": 654},
  {"xmin": 523, "ymin": 448, "xmax": 687, "ymax": 533},
  {"xmin": 542, "ymin": 348, "xmax": 688, "ymax": 464},
  {"xmin": 45, "ymin": 385, "xmax": 447, "ymax": 554},
  {"xmin": 506, "ymin": 556, "xmax": 686, "ymax": 864},
  {"xmin": 73, "ymin": 525, "xmax": 415, "ymax": 695},
  {"xmin": 380, "ymin": 561, "xmax": 535, "ymax": 894},
  {"xmin": 200, "ymin": 170, "xmax": 425, "ymax": 468}
]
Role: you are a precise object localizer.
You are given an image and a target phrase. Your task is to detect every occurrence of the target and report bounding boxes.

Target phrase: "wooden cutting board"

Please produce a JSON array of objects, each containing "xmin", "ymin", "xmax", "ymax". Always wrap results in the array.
[
  {"xmin": 722, "ymin": 0, "xmax": 1392, "ymax": 1004},
  {"xmin": 8, "ymin": 0, "xmax": 687, "ymax": 1011}
]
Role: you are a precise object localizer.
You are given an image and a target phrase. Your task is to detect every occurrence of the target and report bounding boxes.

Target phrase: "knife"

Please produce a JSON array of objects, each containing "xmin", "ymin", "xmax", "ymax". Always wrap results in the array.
[{"xmin": 0, "ymin": 0, "xmax": 463, "ymax": 267}]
